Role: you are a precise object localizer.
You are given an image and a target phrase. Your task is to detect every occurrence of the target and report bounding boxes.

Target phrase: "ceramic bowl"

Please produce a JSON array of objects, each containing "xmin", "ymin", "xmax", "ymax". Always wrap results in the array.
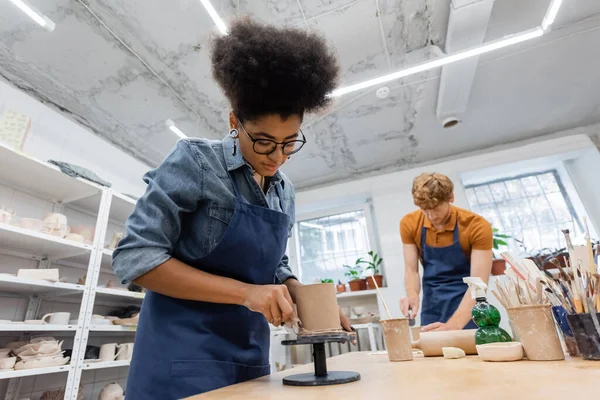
[
  {"xmin": 476, "ymin": 341, "xmax": 524, "ymax": 362},
  {"xmin": 20, "ymin": 218, "xmax": 44, "ymax": 232}
]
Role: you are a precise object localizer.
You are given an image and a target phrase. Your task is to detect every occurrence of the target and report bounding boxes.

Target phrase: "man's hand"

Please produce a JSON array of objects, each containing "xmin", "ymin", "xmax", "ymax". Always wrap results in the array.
[
  {"xmin": 400, "ymin": 295, "xmax": 420, "ymax": 319},
  {"xmin": 242, "ymin": 284, "xmax": 295, "ymax": 326},
  {"xmin": 421, "ymin": 321, "xmax": 460, "ymax": 332}
]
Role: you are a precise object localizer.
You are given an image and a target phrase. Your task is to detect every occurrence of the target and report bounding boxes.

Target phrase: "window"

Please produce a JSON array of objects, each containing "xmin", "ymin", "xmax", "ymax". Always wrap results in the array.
[
  {"xmin": 294, "ymin": 205, "xmax": 376, "ymax": 284},
  {"xmin": 464, "ymin": 170, "xmax": 582, "ymax": 252}
]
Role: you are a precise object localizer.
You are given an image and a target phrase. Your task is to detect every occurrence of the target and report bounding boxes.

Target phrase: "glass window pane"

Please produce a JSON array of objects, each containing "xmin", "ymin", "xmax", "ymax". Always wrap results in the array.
[
  {"xmin": 474, "ymin": 186, "xmax": 493, "ymax": 204},
  {"xmin": 489, "ymin": 182, "xmax": 510, "ymax": 202},
  {"xmin": 521, "ymin": 176, "xmax": 542, "ymax": 196},
  {"xmin": 464, "ymin": 169, "xmax": 579, "ymax": 255},
  {"xmin": 296, "ymin": 209, "xmax": 372, "ymax": 284},
  {"xmin": 505, "ymin": 179, "xmax": 525, "ymax": 199},
  {"xmin": 538, "ymin": 172, "xmax": 560, "ymax": 193},
  {"xmin": 465, "ymin": 188, "xmax": 479, "ymax": 206}
]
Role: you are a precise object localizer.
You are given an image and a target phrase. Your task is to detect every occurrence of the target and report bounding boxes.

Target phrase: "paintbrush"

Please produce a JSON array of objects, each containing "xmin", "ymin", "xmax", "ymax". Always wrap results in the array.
[
  {"xmin": 562, "ymin": 229, "xmax": 574, "ymax": 251},
  {"xmin": 584, "ymin": 217, "xmax": 597, "ymax": 275}
]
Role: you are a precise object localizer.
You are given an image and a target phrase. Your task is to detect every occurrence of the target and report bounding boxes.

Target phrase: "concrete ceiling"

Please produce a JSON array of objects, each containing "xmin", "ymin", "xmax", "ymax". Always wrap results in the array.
[{"xmin": 1, "ymin": 0, "xmax": 600, "ymax": 189}]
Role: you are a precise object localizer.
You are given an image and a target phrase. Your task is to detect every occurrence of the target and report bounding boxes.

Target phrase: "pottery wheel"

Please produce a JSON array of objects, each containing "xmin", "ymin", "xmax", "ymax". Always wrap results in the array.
[{"xmin": 281, "ymin": 332, "xmax": 361, "ymax": 387}]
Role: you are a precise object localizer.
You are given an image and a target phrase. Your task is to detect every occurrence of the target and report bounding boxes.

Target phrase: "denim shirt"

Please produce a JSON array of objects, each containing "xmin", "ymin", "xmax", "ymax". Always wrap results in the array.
[{"xmin": 112, "ymin": 135, "xmax": 297, "ymax": 285}]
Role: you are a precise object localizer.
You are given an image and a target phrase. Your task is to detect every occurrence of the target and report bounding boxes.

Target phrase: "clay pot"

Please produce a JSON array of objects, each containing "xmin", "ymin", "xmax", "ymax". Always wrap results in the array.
[
  {"xmin": 358, "ymin": 278, "xmax": 367, "ymax": 291},
  {"xmin": 366, "ymin": 275, "xmax": 384, "ymax": 290},
  {"xmin": 412, "ymin": 329, "xmax": 477, "ymax": 357},
  {"xmin": 348, "ymin": 280, "xmax": 362, "ymax": 291},
  {"xmin": 491, "ymin": 259, "xmax": 506, "ymax": 276},
  {"xmin": 381, "ymin": 318, "xmax": 413, "ymax": 361},
  {"xmin": 506, "ymin": 305, "xmax": 564, "ymax": 361},
  {"xmin": 295, "ymin": 283, "xmax": 341, "ymax": 332},
  {"xmin": 336, "ymin": 284, "xmax": 347, "ymax": 293}
]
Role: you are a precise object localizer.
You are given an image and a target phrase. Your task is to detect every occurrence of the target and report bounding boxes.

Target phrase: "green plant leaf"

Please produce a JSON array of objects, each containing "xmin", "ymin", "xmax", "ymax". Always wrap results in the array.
[{"xmin": 495, "ymin": 239, "xmax": 508, "ymax": 246}]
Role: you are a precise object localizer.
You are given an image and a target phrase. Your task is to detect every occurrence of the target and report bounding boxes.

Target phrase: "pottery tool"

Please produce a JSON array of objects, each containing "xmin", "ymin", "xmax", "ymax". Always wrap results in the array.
[
  {"xmin": 584, "ymin": 217, "xmax": 597, "ymax": 274},
  {"xmin": 496, "ymin": 283, "xmax": 512, "ymax": 307},
  {"xmin": 562, "ymin": 229, "xmax": 574, "ymax": 251},
  {"xmin": 491, "ymin": 289, "xmax": 509, "ymax": 309},
  {"xmin": 281, "ymin": 332, "xmax": 360, "ymax": 386},
  {"xmin": 369, "ymin": 275, "xmax": 392, "ymax": 320}
]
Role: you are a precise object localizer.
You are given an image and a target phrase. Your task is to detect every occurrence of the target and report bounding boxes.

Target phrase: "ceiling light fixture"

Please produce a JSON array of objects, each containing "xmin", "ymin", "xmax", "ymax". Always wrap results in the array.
[
  {"xmin": 329, "ymin": 27, "xmax": 543, "ymax": 98},
  {"xmin": 8, "ymin": 0, "xmax": 55, "ymax": 31},
  {"xmin": 166, "ymin": 119, "xmax": 188, "ymax": 139},
  {"xmin": 199, "ymin": 0, "xmax": 228, "ymax": 35},
  {"xmin": 541, "ymin": 0, "xmax": 564, "ymax": 31}
]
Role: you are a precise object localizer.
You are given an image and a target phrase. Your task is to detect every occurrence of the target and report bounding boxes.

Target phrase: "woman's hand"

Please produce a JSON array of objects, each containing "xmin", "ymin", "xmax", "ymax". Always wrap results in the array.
[{"xmin": 243, "ymin": 284, "xmax": 295, "ymax": 326}]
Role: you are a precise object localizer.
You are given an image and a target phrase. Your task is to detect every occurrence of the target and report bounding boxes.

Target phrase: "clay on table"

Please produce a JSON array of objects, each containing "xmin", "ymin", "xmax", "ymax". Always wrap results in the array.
[
  {"xmin": 476, "ymin": 341, "xmax": 523, "ymax": 362},
  {"xmin": 412, "ymin": 329, "xmax": 477, "ymax": 357},
  {"xmin": 295, "ymin": 283, "xmax": 341, "ymax": 334}
]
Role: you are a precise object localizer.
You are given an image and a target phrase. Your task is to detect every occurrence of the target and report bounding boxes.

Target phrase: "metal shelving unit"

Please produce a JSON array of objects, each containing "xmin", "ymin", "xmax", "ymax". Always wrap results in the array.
[{"xmin": 0, "ymin": 145, "xmax": 138, "ymax": 400}]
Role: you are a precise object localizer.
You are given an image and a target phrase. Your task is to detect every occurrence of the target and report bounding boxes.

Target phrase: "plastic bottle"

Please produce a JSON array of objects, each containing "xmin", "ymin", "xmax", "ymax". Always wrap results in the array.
[{"xmin": 463, "ymin": 277, "xmax": 512, "ymax": 345}]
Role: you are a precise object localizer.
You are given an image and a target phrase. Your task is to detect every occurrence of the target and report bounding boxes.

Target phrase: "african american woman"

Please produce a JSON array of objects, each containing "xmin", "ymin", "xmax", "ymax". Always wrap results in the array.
[{"xmin": 112, "ymin": 18, "xmax": 350, "ymax": 399}]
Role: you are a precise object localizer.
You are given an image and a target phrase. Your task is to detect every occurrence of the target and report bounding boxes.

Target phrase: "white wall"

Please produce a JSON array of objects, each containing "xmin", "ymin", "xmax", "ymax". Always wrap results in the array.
[
  {"xmin": 0, "ymin": 80, "xmax": 150, "ymax": 197},
  {"xmin": 294, "ymin": 131, "xmax": 600, "ymax": 331}
]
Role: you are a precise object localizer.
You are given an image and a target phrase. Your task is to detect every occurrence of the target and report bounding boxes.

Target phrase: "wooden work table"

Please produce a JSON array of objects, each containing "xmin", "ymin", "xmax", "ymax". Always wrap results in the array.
[{"xmin": 186, "ymin": 352, "xmax": 599, "ymax": 399}]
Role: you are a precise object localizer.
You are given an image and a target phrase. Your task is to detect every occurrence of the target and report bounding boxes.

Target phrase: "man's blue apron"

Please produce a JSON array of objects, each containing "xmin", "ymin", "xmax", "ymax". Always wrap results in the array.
[
  {"xmin": 125, "ymin": 174, "xmax": 291, "ymax": 399},
  {"xmin": 420, "ymin": 221, "xmax": 477, "ymax": 329}
]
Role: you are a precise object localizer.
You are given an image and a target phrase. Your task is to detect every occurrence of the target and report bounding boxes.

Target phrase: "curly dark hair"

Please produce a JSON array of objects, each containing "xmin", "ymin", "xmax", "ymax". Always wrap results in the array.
[{"xmin": 210, "ymin": 18, "xmax": 339, "ymax": 122}]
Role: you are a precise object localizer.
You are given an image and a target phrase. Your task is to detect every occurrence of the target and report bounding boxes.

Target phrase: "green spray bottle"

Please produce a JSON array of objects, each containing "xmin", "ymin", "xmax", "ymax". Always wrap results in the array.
[{"xmin": 463, "ymin": 277, "xmax": 512, "ymax": 345}]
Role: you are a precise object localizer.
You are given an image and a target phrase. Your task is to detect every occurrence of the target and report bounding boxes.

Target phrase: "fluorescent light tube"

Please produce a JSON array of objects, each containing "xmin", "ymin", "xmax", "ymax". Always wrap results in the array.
[
  {"xmin": 542, "ymin": 0, "xmax": 564, "ymax": 31},
  {"xmin": 329, "ymin": 27, "xmax": 543, "ymax": 98},
  {"xmin": 199, "ymin": 0, "xmax": 228, "ymax": 35},
  {"xmin": 8, "ymin": 0, "xmax": 55, "ymax": 32},
  {"xmin": 166, "ymin": 119, "xmax": 188, "ymax": 139}
]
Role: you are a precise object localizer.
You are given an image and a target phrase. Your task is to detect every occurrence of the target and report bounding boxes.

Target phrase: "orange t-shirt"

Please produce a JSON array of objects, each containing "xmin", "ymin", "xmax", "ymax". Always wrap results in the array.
[{"xmin": 400, "ymin": 205, "xmax": 492, "ymax": 261}]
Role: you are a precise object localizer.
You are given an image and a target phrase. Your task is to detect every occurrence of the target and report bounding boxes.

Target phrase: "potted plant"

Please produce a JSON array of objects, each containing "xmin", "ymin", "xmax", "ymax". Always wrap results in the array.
[
  {"xmin": 343, "ymin": 264, "xmax": 363, "ymax": 291},
  {"xmin": 527, "ymin": 247, "xmax": 568, "ymax": 271},
  {"xmin": 491, "ymin": 227, "xmax": 511, "ymax": 275},
  {"xmin": 335, "ymin": 279, "xmax": 346, "ymax": 293},
  {"xmin": 358, "ymin": 251, "xmax": 384, "ymax": 290},
  {"xmin": 320, "ymin": 278, "xmax": 334, "ymax": 284}
]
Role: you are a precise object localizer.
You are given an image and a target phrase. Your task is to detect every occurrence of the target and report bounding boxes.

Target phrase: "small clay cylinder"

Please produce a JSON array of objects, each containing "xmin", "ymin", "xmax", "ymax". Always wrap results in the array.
[
  {"xmin": 381, "ymin": 318, "xmax": 413, "ymax": 362},
  {"xmin": 295, "ymin": 283, "xmax": 341, "ymax": 332},
  {"xmin": 507, "ymin": 305, "xmax": 564, "ymax": 361}
]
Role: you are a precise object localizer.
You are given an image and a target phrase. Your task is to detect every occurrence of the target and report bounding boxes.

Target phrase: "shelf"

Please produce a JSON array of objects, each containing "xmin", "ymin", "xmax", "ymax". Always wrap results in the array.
[
  {"xmin": 0, "ymin": 143, "xmax": 101, "ymax": 204},
  {"xmin": 0, "ymin": 223, "xmax": 92, "ymax": 259},
  {"xmin": 337, "ymin": 289, "xmax": 378, "ymax": 298},
  {"xmin": 81, "ymin": 360, "xmax": 130, "ymax": 370},
  {"xmin": 89, "ymin": 325, "xmax": 137, "ymax": 333},
  {"xmin": 0, "ymin": 274, "xmax": 84, "ymax": 295},
  {"xmin": 110, "ymin": 192, "xmax": 137, "ymax": 223},
  {"xmin": 95, "ymin": 287, "xmax": 144, "ymax": 301},
  {"xmin": 0, "ymin": 324, "xmax": 77, "ymax": 332},
  {"xmin": 0, "ymin": 365, "xmax": 71, "ymax": 380}
]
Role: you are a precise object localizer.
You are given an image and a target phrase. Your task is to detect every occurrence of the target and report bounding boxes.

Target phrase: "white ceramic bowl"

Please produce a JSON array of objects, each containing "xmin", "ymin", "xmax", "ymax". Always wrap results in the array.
[
  {"xmin": 20, "ymin": 218, "xmax": 44, "ymax": 232},
  {"xmin": 476, "ymin": 341, "xmax": 523, "ymax": 362}
]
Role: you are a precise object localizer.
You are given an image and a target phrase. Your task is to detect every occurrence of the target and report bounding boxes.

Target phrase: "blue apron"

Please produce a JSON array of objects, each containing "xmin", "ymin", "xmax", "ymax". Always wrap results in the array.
[
  {"xmin": 125, "ymin": 174, "xmax": 291, "ymax": 399},
  {"xmin": 420, "ymin": 221, "xmax": 477, "ymax": 329}
]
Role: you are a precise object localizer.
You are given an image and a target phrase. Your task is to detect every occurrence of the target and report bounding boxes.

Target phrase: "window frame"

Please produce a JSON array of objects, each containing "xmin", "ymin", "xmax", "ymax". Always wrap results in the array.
[
  {"xmin": 464, "ymin": 169, "xmax": 583, "ymax": 249},
  {"xmin": 289, "ymin": 202, "xmax": 380, "ymax": 283}
]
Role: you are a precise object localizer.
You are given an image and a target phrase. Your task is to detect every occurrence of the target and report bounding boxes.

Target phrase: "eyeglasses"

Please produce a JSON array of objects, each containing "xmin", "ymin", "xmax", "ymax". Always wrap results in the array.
[{"xmin": 238, "ymin": 121, "xmax": 306, "ymax": 155}]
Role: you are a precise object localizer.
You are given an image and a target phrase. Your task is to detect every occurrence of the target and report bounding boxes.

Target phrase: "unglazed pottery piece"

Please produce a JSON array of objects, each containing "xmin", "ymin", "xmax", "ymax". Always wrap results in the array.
[
  {"xmin": 295, "ymin": 283, "xmax": 341, "ymax": 332},
  {"xmin": 19, "ymin": 218, "xmax": 44, "ymax": 232},
  {"xmin": 99, "ymin": 382, "xmax": 124, "ymax": 400},
  {"xmin": 42, "ymin": 213, "xmax": 69, "ymax": 237},
  {"xmin": 17, "ymin": 268, "xmax": 60, "ymax": 282},
  {"xmin": 0, "ymin": 357, "xmax": 16, "ymax": 370},
  {"xmin": 14, "ymin": 355, "xmax": 69, "ymax": 370},
  {"xmin": 65, "ymin": 233, "xmax": 84, "ymax": 242},
  {"xmin": 108, "ymin": 232, "xmax": 124, "ymax": 249},
  {"xmin": 381, "ymin": 318, "xmax": 413, "ymax": 361},
  {"xmin": 412, "ymin": 329, "xmax": 477, "ymax": 357},
  {"xmin": 507, "ymin": 305, "xmax": 564, "ymax": 361},
  {"xmin": 442, "ymin": 347, "xmax": 466, "ymax": 359},
  {"xmin": 476, "ymin": 341, "xmax": 524, "ymax": 362}
]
